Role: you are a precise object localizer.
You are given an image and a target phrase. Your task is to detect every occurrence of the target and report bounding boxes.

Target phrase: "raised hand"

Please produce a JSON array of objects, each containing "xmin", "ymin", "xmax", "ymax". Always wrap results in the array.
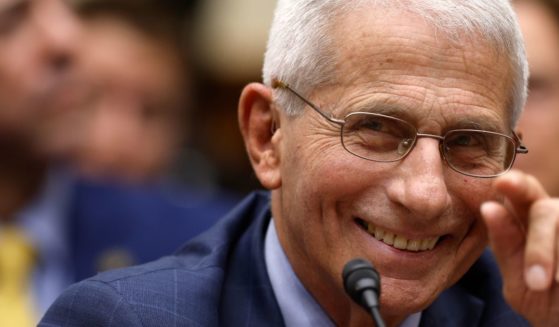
[{"xmin": 481, "ymin": 170, "xmax": 559, "ymax": 326}]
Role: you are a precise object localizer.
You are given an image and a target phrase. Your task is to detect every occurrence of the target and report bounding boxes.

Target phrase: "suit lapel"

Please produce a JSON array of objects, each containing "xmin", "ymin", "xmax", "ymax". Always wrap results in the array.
[
  {"xmin": 220, "ymin": 192, "xmax": 285, "ymax": 326},
  {"xmin": 419, "ymin": 281, "xmax": 484, "ymax": 327}
]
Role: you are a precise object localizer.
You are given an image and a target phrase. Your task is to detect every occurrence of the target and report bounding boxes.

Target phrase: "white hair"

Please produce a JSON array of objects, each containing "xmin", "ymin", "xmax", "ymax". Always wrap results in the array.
[{"xmin": 263, "ymin": 0, "xmax": 528, "ymax": 127}]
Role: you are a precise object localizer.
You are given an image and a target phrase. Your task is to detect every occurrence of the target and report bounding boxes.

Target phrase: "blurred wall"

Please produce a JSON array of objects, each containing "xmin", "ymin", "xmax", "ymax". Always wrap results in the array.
[{"xmin": 186, "ymin": 0, "xmax": 276, "ymax": 195}]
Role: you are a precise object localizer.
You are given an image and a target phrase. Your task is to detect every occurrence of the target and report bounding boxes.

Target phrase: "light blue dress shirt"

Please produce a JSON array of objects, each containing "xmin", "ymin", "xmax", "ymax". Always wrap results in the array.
[
  {"xmin": 264, "ymin": 218, "xmax": 421, "ymax": 327},
  {"xmin": 4, "ymin": 169, "xmax": 74, "ymax": 317}
]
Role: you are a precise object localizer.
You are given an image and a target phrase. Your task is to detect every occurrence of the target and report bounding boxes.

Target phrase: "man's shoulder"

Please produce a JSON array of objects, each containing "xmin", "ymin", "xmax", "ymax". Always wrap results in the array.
[
  {"xmin": 90, "ymin": 252, "xmax": 226, "ymax": 284},
  {"xmin": 40, "ymin": 233, "xmax": 232, "ymax": 326},
  {"xmin": 40, "ymin": 191, "xmax": 273, "ymax": 327},
  {"xmin": 40, "ymin": 255, "xmax": 226, "ymax": 327}
]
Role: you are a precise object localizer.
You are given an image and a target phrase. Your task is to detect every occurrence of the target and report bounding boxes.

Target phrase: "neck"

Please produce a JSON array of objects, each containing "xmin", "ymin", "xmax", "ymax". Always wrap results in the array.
[
  {"xmin": 271, "ymin": 191, "xmax": 408, "ymax": 327},
  {"xmin": 0, "ymin": 143, "xmax": 47, "ymax": 221}
]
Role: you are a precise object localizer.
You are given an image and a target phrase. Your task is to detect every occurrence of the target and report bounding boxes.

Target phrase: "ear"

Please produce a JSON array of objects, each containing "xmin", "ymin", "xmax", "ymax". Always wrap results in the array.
[{"xmin": 238, "ymin": 83, "xmax": 282, "ymax": 190}]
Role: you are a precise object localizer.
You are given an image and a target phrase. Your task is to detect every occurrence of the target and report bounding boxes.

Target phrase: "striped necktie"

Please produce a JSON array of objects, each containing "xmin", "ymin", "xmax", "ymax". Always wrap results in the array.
[{"xmin": 0, "ymin": 227, "xmax": 37, "ymax": 327}]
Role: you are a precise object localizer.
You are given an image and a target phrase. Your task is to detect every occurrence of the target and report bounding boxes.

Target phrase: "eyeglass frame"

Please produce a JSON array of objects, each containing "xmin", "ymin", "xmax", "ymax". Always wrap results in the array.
[{"xmin": 271, "ymin": 78, "xmax": 529, "ymax": 178}]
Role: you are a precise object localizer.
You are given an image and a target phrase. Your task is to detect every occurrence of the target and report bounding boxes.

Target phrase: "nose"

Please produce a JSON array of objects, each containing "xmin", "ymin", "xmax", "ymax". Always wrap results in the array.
[
  {"xmin": 386, "ymin": 138, "xmax": 450, "ymax": 220},
  {"xmin": 34, "ymin": 0, "xmax": 81, "ymax": 72}
]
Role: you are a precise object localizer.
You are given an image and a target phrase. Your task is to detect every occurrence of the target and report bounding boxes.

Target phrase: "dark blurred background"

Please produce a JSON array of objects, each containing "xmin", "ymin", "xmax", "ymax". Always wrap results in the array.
[{"xmin": 170, "ymin": 0, "xmax": 277, "ymax": 196}]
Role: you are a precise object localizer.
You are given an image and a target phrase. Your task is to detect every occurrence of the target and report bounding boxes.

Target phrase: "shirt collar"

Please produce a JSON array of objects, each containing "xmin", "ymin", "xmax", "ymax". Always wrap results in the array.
[
  {"xmin": 264, "ymin": 218, "xmax": 422, "ymax": 327},
  {"xmin": 264, "ymin": 218, "xmax": 336, "ymax": 326}
]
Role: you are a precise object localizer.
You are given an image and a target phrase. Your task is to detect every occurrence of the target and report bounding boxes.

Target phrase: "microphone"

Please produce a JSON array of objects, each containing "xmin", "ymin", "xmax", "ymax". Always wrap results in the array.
[{"xmin": 343, "ymin": 258, "xmax": 386, "ymax": 327}]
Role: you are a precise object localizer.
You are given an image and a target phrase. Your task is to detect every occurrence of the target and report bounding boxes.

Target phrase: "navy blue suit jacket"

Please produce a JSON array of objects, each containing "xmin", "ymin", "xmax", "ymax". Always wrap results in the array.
[{"xmin": 41, "ymin": 191, "xmax": 529, "ymax": 326}]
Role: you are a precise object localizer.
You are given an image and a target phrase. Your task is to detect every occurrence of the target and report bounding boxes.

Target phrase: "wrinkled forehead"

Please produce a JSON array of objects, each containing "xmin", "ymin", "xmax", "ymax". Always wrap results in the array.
[{"xmin": 321, "ymin": 8, "xmax": 514, "ymax": 130}]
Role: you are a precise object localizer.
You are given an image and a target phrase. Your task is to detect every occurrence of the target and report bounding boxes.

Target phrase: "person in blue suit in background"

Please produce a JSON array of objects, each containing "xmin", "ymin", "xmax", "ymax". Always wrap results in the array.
[
  {"xmin": 0, "ymin": 0, "xmax": 235, "ymax": 325},
  {"xmin": 40, "ymin": 0, "xmax": 559, "ymax": 326}
]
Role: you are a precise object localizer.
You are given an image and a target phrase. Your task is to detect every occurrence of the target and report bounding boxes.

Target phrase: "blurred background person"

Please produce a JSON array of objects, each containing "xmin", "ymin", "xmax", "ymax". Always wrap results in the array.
[
  {"xmin": 0, "ymin": 1, "xmax": 85, "ymax": 325},
  {"xmin": 42, "ymin": 0, "xmax": 192, "ymax": 183},
  {"xmin": 44, "ymin": 0, "xmax": 270, "ymax": 196},
  {"xmin": 0, "ymin": 0, "xmax": 235, "ymax": 325},
  {"xmin": 514, "ymin": 0, "xmax": 559, "ymax": 197}
]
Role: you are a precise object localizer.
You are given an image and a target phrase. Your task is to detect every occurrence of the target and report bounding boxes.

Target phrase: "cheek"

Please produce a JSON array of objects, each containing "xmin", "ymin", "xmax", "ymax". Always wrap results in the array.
[
  {"xmin": 283, "ymin": 149, "xmax": 385, "ymax": 215},
  {"xmin": 277, "ymin": 136, "xmax": 363, "ymax": 251},
  {"xmin": 282, "ymin": 133, "xmax": 346, "ymax": 189},
  {"xmin": 451, "ymin": 175, "xmax": 495, "ymax": 204},
  {"xmin": 447, "ymin": 178, "xmax": 492, "ymax": 274}
]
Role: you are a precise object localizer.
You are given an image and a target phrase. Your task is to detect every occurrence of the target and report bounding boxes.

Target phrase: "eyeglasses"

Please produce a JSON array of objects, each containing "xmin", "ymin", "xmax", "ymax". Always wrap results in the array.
[{"xmin": 272, "ymin": 79, "xmax": 528, "ymax": 178}]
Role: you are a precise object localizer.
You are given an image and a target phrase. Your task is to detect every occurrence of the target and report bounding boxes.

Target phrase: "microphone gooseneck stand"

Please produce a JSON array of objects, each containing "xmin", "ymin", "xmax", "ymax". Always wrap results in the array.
[{"xmin": 343, "ymin": 258, "xmax": 386, "ymax": 327}]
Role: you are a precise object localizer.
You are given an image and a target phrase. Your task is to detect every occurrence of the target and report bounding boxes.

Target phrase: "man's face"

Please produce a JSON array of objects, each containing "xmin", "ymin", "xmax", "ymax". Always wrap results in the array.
[
  {"xmin": 514, "ymin": 1, "xmax": 559, "ymax": 197},
  {"xmin": 271, "ymin": 9, "xmax": 513, "ymax": 324},
  {"xmin": 0, "ymin": 0, "xmax": 81, "ymax": 141},
  {"xmin": 40, "ymin": 15, "xmax": 185, "ymax": 181}
]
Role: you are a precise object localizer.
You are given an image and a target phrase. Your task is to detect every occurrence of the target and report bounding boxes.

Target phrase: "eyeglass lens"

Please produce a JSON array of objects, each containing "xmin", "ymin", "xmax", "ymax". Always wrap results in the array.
[{"xmin": 340, "ymin": 113, "xmax": 515, "ymax": 177}]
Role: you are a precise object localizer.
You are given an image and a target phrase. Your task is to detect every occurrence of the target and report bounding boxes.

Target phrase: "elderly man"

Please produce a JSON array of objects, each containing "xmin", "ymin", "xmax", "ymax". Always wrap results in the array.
[{"xmin": 40, "ymin": 0, "xmax": 559, "ymax": 326}]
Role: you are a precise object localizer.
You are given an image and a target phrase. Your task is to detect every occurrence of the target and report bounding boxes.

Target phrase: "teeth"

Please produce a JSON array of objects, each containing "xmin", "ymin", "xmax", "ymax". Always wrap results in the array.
[
  {"xmin": 407, "ymin": 239, "xmax": 421, "ymax": 251},
  {"xmin": 383, "ymin": 232, "xmax": 394, "ymax": 245},
  {"xmin": 368, "ymin": 224, "xmax": 375, "ymax": 235},
  {"xmin": 427, "ymin": 238, "xmax": 438, "ymax": 249},
  {"xmin": 393, "ymin": 235, "xmax": 408, "ymax": 250},
  {"xmin": 420, "ymin": 239, "xmax": 431, "ymax": 251},
  {"xmin": 361, "ymin": 221, "xmax": 440, "ymax": 252},
  {"xmin": 374, "ymin": 228, "xmax": 384, "ymax": 241}
]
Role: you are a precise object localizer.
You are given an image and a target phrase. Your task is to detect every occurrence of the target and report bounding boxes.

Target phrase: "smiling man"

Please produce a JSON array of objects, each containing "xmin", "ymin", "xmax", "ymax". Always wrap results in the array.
[{"xmin": 40, "ymin": 1, "xmax": 559, "ymax": 326}]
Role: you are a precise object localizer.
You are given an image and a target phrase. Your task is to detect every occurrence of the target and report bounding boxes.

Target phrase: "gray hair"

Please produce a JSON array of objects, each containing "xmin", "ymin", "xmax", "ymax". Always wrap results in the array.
[{"xmin": 263, "ymin": 0, "xmax": 528, "ymax": 127}]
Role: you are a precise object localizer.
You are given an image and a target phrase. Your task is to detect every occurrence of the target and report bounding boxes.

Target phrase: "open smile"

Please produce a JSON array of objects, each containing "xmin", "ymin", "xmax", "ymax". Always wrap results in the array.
[{"xmin": 355, "ymin": 218, "xmax": 442, "ymax": 252}]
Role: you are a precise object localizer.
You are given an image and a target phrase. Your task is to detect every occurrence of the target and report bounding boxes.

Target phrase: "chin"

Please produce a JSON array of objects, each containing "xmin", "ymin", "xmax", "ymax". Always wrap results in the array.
[{"xmin": 379, "ymin": 275, "xmax": 446, "ymax": 318}]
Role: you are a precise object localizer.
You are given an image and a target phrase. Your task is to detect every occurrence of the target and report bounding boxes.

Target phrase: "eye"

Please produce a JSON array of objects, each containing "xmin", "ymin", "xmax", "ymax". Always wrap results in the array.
[
  {"xmin": 354, "ymin": 116, "xmax": 401, "ymax": 136},
  {"xmin": 362, "ymin": 119, "xmax": 383, "ymax": 131},
  {"xmin": 454, "ymin": 134, "xmax": 472, "ymax": 146},
  {"xmin": 344, "ymin": 113, "xmax": 416, "ymax": 139},
  {"xmin": 447, "ymin": 133, "xmax": 482, "ymax": 147},
  {"xmin": 348, "ymin": 116, "xmax": 384, "ymax": 132}
]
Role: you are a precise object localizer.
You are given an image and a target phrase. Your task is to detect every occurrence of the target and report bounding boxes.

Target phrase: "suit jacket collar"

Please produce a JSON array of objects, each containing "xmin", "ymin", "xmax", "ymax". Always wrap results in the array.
[
  {"xmin": 420, "ymin": 249, "xmax": 530, "ymax": 327},
  {"xmin": 420, "ymin": 282, "xmax": 484, "ymax": 327},
  {"xmin": 219, "ymin": 191, "xmax": 285, "ymax": 326}
]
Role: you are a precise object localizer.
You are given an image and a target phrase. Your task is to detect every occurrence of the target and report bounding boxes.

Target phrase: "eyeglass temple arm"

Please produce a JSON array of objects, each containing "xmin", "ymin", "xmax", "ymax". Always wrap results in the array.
[
  {"xmin": 271, "ymin": 79, "xmax": 344, "ymax": 125},
  {"xmin": 513, "ymin": 130, "xmax": 528, "ymax": 154}
]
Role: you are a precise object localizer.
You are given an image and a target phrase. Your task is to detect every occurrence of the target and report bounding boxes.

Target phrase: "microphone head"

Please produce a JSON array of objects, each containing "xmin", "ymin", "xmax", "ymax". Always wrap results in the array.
[{"xmin": 342, "ymin": 258, "xmax": 381, "ymax": 310}]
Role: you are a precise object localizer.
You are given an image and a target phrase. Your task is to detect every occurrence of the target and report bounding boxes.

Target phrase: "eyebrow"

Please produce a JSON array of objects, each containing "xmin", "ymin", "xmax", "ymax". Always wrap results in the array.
[
  {"xmin": 348, "ymin": 101, "xmax": 417, "ymax": 121},
  {"xmin": 448, "ymin": 118, "xmax": 503, "ymax": 132}
]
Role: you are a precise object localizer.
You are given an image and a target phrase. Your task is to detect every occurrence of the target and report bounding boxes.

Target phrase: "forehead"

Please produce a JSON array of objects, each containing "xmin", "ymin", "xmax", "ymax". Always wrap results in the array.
[{"xmin": 323, "ymin": 7, "xmax": 513, "ymax": 132}]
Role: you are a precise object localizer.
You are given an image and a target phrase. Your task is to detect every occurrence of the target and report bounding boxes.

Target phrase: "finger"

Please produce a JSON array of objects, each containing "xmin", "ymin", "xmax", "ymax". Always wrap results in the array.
[
  {"xmin": 493, "ymin": 170, "xmax": 548, "ymax": 226},
  {"xmin": 524, "ymin": 199, "xmax": 558, "ymax": 291},
  {"xmin": 556, "ymin": 231, "xmax": 559, "ymax": 282},
  {"xmin": 481, "ymin": 201, "xmax": 525, "ymax": 285}
]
